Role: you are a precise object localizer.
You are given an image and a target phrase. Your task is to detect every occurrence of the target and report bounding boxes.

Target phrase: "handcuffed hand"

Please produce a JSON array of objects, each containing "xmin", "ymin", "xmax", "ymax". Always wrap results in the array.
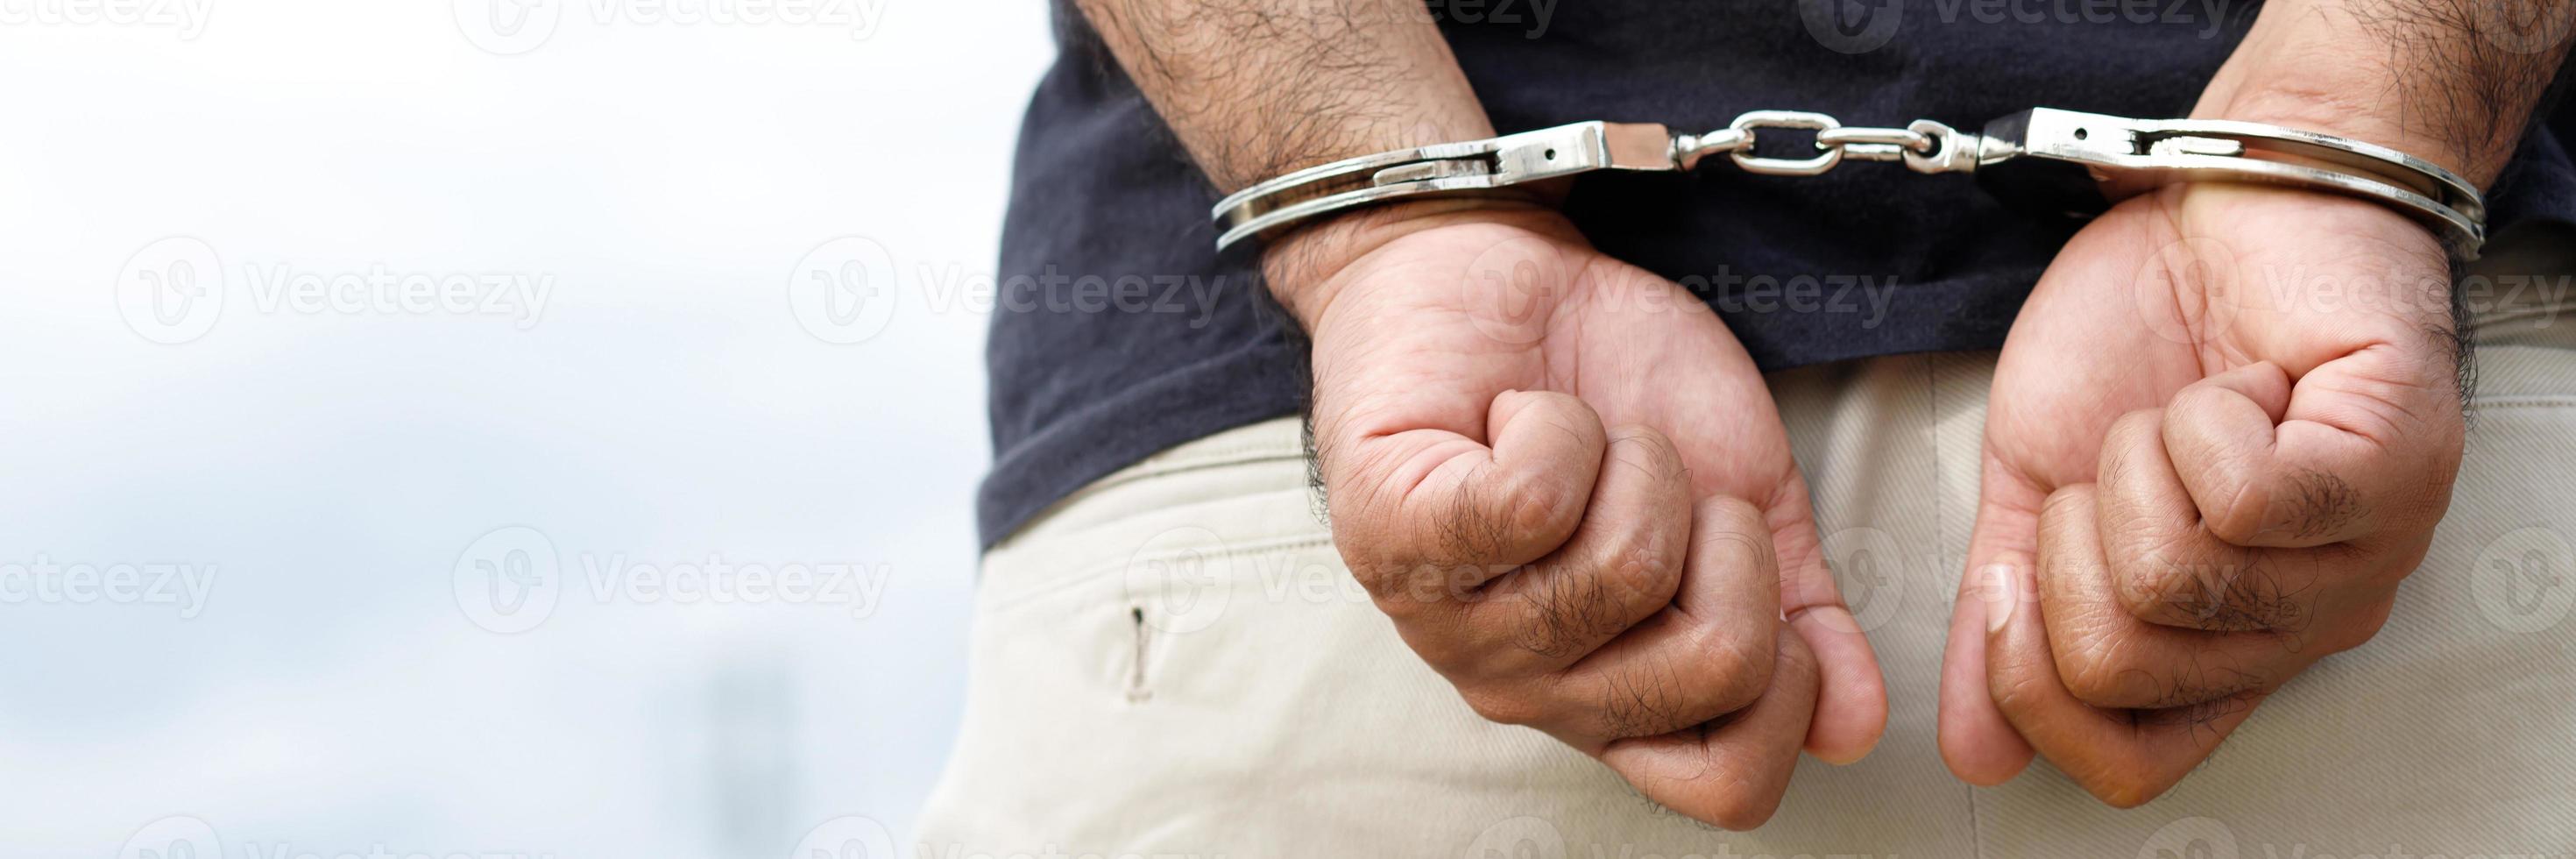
[
  {"xmin": 1937, "ymin": 182, "xmax": 2466, "ymax": 806},
  {"xmin": 1273, "ymin": 200, "xmax": 1886, "ymax": 828}
]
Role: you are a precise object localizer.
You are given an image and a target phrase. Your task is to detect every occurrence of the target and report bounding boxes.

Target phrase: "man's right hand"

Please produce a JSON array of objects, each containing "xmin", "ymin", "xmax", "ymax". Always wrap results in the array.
[{"xmin": 1274, "ymin": 200, "xmax": 1887, "ymax": 829}]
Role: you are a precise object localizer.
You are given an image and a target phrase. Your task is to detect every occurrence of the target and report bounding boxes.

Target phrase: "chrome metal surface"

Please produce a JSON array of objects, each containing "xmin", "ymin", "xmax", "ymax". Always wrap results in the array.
[
  {"xmin": 1211, "ymin": 106, "xmax": 2488, "ymax": 258},
  {"xmin": 1971, "ymin": 107, "xmax": 2486, "ymax": 255}
]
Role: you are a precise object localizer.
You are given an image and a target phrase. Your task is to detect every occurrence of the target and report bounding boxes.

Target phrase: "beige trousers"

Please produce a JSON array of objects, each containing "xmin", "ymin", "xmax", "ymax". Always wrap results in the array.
[{"xmin": 921, "ymin": 244, "xmax": 2576, "ymax": 858}]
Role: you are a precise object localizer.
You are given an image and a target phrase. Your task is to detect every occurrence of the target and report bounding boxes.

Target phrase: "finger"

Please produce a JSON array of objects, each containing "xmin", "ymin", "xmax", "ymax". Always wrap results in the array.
[
  {"xmin": 1983, "ymin": 547, "xmax": 2265, "ymax": 808},
  {"xmin": 2097, "ymin": 408, "xmax": 2328, "ymax": 633},
  {"xmin": 2039, "ymin": 484, "xmax": 2314, "ymax": 709},
  {"xmin": 2163, "ymin": 360, "xmax": 2452, "ymax": 549},
  {"xmin": 1936, "ymin": 455, "xmax": 2039, "ymax": 785},
  {"xmin": 1461, "ymin": 426, "xmax": 1693, "ymax": 678},
  {"xmin": 1599, "ymin": 628, "xmax": 1820, "ymax": 831},
  {"xmin": 1531, "ymin": 495, "xmax": 1780, "ymax": 743},
  {"xmin": 1334, "ymin": 389, "xmax": 1605, "ymax": 613},
  {"xmin": 1766, "ymin": 474, "xmax": 1886, "ymax": 764}
]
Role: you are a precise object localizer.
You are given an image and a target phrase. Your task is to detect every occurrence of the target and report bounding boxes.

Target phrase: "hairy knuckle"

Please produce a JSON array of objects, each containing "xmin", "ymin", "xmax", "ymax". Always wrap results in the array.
[
  {"xmin": 1595, "ymin": 668, "xmax": 1693, "ymax": 738},
  {"xmin": 1509, "ymin": 569, "xmax": 1599, "ymax": 661}
]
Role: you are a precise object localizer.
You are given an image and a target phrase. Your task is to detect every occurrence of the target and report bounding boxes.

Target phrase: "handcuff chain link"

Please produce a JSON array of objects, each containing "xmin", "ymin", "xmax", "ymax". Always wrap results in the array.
[
  {"xmin": 1681, "ymin": 110, "xmax": 1969, "ymax": 177},
  {"xmin": 1211, "ymin": 106, "xmax": 2486, "ymax": 257}
]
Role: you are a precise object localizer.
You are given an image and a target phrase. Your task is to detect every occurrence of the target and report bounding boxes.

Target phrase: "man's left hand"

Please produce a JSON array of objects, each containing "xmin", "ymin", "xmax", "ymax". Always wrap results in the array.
[{"xmin": 1935, "ymin": 181, "xmax": 2467, "ymax": 806}]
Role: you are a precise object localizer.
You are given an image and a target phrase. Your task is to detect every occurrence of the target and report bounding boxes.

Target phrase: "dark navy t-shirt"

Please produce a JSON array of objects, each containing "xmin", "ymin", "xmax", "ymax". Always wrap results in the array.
[{"xmin": 979, "ymin": 0, "xmax": 2576, "ymax": 546}]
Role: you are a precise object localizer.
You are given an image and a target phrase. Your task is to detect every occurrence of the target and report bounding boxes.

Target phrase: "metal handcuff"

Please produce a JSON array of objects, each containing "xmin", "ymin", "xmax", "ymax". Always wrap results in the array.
[{"xmin": 1210, "ymin": 107, "xmax": 2488, "ymax": 259}]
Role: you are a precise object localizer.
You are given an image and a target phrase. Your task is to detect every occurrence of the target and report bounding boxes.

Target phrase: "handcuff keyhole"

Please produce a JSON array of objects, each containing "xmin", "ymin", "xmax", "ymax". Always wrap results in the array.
[
  {"xmin": 2073, "ymin": 127, "xmax": 2089, "ymax": 140},
  {"xmin": 1543, "ymin": 148, "xmax": 1557, "ymax": 160}
]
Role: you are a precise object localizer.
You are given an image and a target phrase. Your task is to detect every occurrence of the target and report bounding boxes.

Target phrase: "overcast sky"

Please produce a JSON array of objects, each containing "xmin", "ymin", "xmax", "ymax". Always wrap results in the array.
[{"xmin": 0, "ymin": 2, "xmax": 1050, "ymax": 855}]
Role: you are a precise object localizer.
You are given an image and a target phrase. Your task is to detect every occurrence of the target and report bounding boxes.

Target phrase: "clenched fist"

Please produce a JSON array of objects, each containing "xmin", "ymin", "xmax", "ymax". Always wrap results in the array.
[
  {"xmin": 1271, "ymin": 200, "xmax": 1887, "ymax": 828},
  {"xmin": 1937, "ymin": 182, "xmax": 2465, "ymax": 806}
]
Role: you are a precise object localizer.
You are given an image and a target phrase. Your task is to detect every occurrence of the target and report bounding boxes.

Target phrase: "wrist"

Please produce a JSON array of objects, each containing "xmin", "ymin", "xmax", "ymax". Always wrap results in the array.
[
  {"xmin": 2191, "ymin": 75, "xmax": 2466, "ymax": 181},
  {"xmin": 2196, "ymin": 0, "xmax": 2568, "ymax": 188},
  {"xmin": 1259, "ymin": 192, "xmax": 1580, "ymax": 330}
]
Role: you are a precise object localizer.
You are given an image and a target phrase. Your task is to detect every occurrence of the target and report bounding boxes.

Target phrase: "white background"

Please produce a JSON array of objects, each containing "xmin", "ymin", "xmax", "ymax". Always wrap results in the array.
[{"xmin": 0, "ymin": 0, "xmax": 1050, "ymax": 855}]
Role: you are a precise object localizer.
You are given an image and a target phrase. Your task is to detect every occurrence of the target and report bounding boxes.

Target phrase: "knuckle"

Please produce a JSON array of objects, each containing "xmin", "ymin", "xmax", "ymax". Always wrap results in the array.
[
  {"xmin": 1593, "ymin": 521, "xmax": 1682, "ymax": 608},
  {"xmin": 1688, "ymin": 622, "xmax": 1777, "ymax": 714},
  {"xmin": 1440, "ymin": 479, "xmax": 1523, "ymax": 564},
  {"xmin": 2112, "ymin": 535, "xmax": 2201, "ymax": 619},
  {"xmin": 2202, "ymin": 485, "xmax": 2270, "ymax": 544},
  {"xmin": 1702, "ymin": 788, "xmax": 1787, "ymax": 832},
  {"xmin": 2059, "ymin": 663, "xmax": 2142, "ymax": 709},
  {"xmin": 2272, "ymin": 467, "xmax": 2365, "ymax": 543},
  {"xmin": 1507, "ymin": 567, "xmax": 1604, "ymax": 661},
  {"xmin": 1504, "ymin": 474, "xmax": 1582, "ymax": 550},
  {"xmin": 1987, "ymin": 663, "xmax": 2052, "ymax": 717},
  {"xmin": 1396, "ymin": 625, "xmax": 1478, "ymax": 678},
  {"xmin": 1458, "ymin": 680, "xmax": 1544, "ymax": 728},
  {"xmin": 1607, "ymin": 423, "xmax": 1684, "ymax": 474},
  {"xmin": 1773, "ymin": 627, "xmax": 1819, "ymax": 686},
  {"xmin": 2329, "ymin": 597, "xmax": 2396, "ymax": 652},
  {"xmin": 2071, "ymin": 761, "xmax": 2166, "ymax": 809},
  {"xmin": 2054, "ymin": 631, "xmax": 2151, "ymax": 708}
]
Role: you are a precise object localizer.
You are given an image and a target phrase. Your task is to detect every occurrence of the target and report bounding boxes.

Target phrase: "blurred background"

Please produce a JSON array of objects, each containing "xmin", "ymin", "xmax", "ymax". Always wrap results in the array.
[{"xmin": 0, "ymin": 1, "xmax": 1048, "ymax": 855}]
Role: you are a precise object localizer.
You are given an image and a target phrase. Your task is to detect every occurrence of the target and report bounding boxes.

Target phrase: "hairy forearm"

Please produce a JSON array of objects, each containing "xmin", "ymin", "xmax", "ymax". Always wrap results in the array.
[
  {"xmin": 1071, "ymin": 0, "xmax": 1491, "ymax": 193},
  {"xmin": 1072, "ymin": 0, "xmax": 1542, "ymax": 324},
  {"xmin": 2198, "ymin": 0, "xmax": 2574, "ymax": 187},
  {"xmin": 1072, "ymin": 0, "xmax": 1578, "ymax": 329}
]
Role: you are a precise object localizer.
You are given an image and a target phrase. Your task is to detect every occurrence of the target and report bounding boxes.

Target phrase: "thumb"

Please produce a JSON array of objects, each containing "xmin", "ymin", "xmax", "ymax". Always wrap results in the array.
[
  {"xmin": 1768, "ymin": 476, "xmax": 1888, "ymax": 764},
  {"xmin": 1937, "ymin": 453, "xmax": 2042, "ymax": 784}
]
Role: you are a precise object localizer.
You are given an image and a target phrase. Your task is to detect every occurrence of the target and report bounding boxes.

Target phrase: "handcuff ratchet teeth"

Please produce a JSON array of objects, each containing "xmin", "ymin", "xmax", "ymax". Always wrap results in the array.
[{"xmin": 1211, "ymin": 107, "xmax": 2488, "ymax": 259}]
